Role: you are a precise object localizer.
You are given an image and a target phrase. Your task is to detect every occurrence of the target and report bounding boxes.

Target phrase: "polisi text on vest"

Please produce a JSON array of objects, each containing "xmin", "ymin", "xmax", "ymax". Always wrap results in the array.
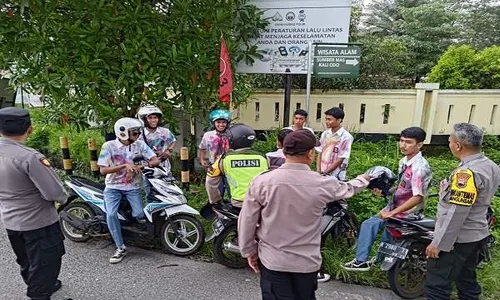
[{"xmin": 231, "ymin": 159, "xmax": 261, "ymax": 168}]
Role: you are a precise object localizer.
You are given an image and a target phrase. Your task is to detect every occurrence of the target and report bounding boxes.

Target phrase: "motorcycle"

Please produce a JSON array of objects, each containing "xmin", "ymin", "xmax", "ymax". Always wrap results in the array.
[
  {"xmin": 58, "ymin": 163, "xmax": 205, "ymax": 257},
  {"xmin": 202, "ymin": 203, "xmax": 246, "ymax": 268},
  {"xmin": 200, "ymin": 199, "xmax": 359, "ymax": 269},
  {"xmin": 321, "ymin": 200, "xmax": 359, "ymax": 248},
  {"xmin": 378, "ymin": 206, "xmax": 497, "ymax": 299}
]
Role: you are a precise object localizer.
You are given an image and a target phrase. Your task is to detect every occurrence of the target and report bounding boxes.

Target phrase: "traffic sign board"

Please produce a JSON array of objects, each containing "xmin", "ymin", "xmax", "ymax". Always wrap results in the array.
[{"xmin": 313, "ymin": 45, "xmax": 361, "ymax": 78}]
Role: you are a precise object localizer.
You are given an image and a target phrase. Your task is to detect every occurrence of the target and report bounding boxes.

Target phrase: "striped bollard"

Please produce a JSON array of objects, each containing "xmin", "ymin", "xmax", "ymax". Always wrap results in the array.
[
  {"xmin": 88, "ymin": 138, "xmax": 100, "ymax": 178},
  {"xmin": 180, "ymin": 147, "xmax": 189, "ymax": 191},
  {"xmin": 59, "ymin": 137, "xmax": 73, "ymax": 175}
]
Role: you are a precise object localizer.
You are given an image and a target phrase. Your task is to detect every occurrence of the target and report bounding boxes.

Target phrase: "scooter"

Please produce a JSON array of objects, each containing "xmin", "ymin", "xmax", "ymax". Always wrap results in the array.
[
  {"xmin": 378, "ymin": 206, "xmax": 497, "ymax": 299},
  {"xmin": 201, "ymin": 199, "xmax": 359, "ymax": 269},
  {"xmin": 59, "ymin": 164, "xmax": 204, "ymax": 256}
]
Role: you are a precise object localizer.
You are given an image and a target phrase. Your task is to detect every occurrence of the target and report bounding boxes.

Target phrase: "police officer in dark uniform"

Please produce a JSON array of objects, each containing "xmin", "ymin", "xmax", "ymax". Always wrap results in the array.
[
  {"xmin": 0, "ymin": 107, "xmax": 68, "ymax": 300},
  {"xmin": 426, "ymin": 123, "xmax": 500, "ymax": 300}
]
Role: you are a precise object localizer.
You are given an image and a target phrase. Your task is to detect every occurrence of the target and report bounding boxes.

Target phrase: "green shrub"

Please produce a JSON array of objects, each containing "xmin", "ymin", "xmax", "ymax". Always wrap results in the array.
[
  {"xmin": 252, "ymin": 128, "xmax": 280, "ymax": 155},
  {"xmin": 26, "ymin": 108, "xmax": 105, "ymax": 174}
]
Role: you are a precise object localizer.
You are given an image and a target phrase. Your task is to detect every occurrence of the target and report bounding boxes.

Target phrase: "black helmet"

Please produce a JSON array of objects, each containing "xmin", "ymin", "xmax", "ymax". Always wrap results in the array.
[
  {"xmin": 365, "ymin": 166, "xmax": 397, "ymax": 197},
  {"xmin": 225, "ymin": 123, "xmax": 256, "ymax": 150}
]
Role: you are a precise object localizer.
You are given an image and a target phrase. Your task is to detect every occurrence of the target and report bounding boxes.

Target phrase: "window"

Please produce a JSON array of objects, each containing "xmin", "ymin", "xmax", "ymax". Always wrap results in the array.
[
  {"xmin": 491, "ymin": 105, "xmax": 498, "ymax": 125},
  {"xmin": 447, "ymin": 105, "xmax": 453, "ymax": 124},
  {"xmin": 274, "ymin": 102, "xmax": 280, "ymax": 122},
  {"xmin": 255, "ymin": 102, "xmax": 260, "ymax": 121},
  {"xmin": 468, "ymin": 105, "xmax": 476, "ymax": 123},
  {"xmin": 383, "ymin": 104, "xmax": 390, "ymax": 124},
  {"xmin": 359, "ymin": 104, "xmax": 366, "ymax": 124},
  {"xmin": 316, "ymin": 103, "xmax": 322, "ymax": 122}
]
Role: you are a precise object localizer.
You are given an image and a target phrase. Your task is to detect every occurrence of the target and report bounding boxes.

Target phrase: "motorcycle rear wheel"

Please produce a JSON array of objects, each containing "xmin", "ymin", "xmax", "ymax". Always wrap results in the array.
[
  {"xmin": 60, "ymin": 202, "xmax": 95, "ymax": 242},
  {"xmin": 387, "ymin": 243, "xmax": 427, "ymax": 299},
  {"xmin": 213, "ymin": 224, "xmax": 247, "ymax": 269}
]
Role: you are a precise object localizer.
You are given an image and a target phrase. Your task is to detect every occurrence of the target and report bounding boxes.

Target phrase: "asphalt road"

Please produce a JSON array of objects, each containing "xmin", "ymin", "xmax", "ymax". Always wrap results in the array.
[{"xmin": 0, "ymin": 227, "xmax": 401, "ymax": 300}]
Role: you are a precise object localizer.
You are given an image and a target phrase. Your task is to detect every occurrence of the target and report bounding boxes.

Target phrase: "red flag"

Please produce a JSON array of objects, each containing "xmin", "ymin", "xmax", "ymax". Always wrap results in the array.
[{"xmin": 219, "ymin": 36, "xmax": 232, "ymax": 105}]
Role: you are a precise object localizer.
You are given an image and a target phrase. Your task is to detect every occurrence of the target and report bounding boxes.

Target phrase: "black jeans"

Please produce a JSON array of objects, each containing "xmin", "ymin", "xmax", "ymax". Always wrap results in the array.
[
  {"xmin": 426, "ymin": 238, "xmax": 486, "ymax": 300},
  {"xmin": 260, "ymin": 263, "xmax": 318, "ymax": 300},
  {"xmin": 6, "ymin": 222, "xmax": 65, "ymax": 300}
]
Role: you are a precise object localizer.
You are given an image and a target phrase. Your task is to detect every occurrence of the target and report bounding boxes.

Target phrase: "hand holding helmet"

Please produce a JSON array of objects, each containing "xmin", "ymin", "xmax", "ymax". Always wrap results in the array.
[{"xmin": 365, "ymin": 166, "xmax": 397, "ymax": 197}]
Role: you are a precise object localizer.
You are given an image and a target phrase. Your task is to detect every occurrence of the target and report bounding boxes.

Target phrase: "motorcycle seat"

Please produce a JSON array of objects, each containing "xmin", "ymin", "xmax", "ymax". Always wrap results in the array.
[
  {"xmin": 411, "ymin": 218, "xmax": 436, "ymax": 229},
  {"xmin": 222, "ymin": 203, "xmax": 241, "ymax": 217},
  {"xmin": 70, "ymin": 176, "xmax": 105, "ymax": 193}
]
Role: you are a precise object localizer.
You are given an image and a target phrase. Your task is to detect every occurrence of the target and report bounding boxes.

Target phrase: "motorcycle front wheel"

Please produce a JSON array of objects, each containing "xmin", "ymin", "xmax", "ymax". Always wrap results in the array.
[
  {"xmin": 160, "ymin": 214, "xmax": 204, "ymax": 256},
  {"xmin": 213, "ymin": 224, "xmax": 247, "ymax": 269},
  {"xmin": 387, "ymin": 243, "xmax": 427, "ymax": 299}
]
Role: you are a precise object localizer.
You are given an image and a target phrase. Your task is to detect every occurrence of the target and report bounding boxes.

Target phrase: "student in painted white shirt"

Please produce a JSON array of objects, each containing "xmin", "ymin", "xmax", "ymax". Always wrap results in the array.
[
  {"xmin": 284, "ymin": 109, "xmax": 315, "ymax": 134},
  {"xmin": 265, "ymin": 128, "xmax": 293, "ymax": 170},
  {"xmin": 316, "ymin": 107, "xmax": 354, "ymax": 181}
]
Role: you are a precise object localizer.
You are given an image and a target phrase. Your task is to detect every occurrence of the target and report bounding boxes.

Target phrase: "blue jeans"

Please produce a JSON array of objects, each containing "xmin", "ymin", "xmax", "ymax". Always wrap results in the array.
[
  {"xmin": 355, "ymin": 216, "xmax": 390, "ymax": 262},
  {"xmin": 103, "ymin": 188, "xmax": 145, "ymax": 248}
]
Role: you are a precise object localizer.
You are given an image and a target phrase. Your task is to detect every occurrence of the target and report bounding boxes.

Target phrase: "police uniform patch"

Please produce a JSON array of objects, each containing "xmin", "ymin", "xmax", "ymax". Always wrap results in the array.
[
  {"xmin": 449, "ymin": 169, "xmax": 477, "ymax": 206},
  {"xmin": 40, "ymin": 158, "xmax": 51, "ymax": 167},
  {"xmin": 455, "ymin": 172, "xmax": 471, "ymax": 188}
]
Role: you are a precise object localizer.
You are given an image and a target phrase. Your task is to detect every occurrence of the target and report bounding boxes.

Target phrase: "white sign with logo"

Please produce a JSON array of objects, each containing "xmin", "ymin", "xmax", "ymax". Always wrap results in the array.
[{"xmin": 237, "ymin": 0, "xmax": 352, "ymax": 74}]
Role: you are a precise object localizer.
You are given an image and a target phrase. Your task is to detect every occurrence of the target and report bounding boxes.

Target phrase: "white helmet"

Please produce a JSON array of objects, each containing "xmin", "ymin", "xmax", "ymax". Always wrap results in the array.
[
  {"xmin": 138, "ymin": 105, "xmax": 162, "ymax": 119},
  {"xmin": 137, "ymin": 105, "xmax": 163, "ymax": 129},
  {"xmin": 114, "ymin": 118, "xmax": 143, "ymax": 141}
]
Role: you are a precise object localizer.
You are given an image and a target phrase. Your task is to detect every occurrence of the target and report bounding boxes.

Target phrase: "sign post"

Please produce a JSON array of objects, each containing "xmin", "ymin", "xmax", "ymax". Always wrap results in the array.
[
  {"xmin": 283, "ymin": 69, "xmax": 292, "ymax": 128},
  {"xmin": 305, "ymin": 41, "xmax": 313, "ymax": 116}
]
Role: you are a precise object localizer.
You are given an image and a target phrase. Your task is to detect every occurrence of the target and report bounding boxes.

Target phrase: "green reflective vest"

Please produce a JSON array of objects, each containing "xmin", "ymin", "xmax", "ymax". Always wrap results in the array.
[{"xmin": 222, "ymin": 150, "xmax": 269, "ymax": 201}]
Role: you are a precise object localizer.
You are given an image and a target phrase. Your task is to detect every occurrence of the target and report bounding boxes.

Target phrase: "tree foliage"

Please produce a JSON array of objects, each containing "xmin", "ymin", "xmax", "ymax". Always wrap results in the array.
[
  {"xmin": 0, "ymin": 0, "xmax": 267, "ymax": 131},
  {"xmin": 457, "ymin": 0, "xmax": 500, "ymax": 49},
  {"xmin": 428, "ymin": 45, "xmax": 500, "ymax": 89},
  {"xmin": 362, "ymin": 0, "xmax": 457, "ymax": 81}
]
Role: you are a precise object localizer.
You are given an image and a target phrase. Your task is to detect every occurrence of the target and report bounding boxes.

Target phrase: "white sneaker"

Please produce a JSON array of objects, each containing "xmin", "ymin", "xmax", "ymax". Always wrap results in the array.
[
  {"xmin": 317, "ymin": 273, "xmax": 331, "ymax": 283},
  {"xmin": 110, "ymin": 247, "xmax": 127, "ymax": 264},
  {"xmin": 342, "ymin": 258, "xmax": 374, "ymax": 271}
]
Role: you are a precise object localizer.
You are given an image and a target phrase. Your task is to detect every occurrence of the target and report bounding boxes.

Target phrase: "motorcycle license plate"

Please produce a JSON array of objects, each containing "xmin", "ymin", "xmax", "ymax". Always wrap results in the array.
[
  {"xmin": 379, "ymin": 242, "xmax": 409, "ymax": 260},
  {"xmin": 212, "ymin": 219, "xmax": 225, "ymax": 236}
]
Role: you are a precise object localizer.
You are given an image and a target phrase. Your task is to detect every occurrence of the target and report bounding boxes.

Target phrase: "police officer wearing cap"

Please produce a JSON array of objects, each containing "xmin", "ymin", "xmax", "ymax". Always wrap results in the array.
[
  {"xmin": 426, "ymin": 123, "xmax": 500, "ymax": 300},
  {"xmin": 238, "ymin": 129, "xmax": 372, "ymax": 300},
  {"xmin": 0, "ymin": 107, "xmax": 68, "ymax": 300}
]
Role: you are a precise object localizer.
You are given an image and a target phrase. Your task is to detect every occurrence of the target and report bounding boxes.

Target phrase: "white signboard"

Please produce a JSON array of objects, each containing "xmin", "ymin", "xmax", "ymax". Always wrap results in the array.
[{"xmin": 237, "ymin": 0, "xmax": 352, "ymax": 74}]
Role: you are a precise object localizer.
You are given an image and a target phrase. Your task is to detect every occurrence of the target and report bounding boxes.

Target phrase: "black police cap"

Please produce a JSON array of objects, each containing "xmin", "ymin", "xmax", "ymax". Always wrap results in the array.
[{"xmin": 0, "ymin": 107, "xmax": 31, "ymax": 135}]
